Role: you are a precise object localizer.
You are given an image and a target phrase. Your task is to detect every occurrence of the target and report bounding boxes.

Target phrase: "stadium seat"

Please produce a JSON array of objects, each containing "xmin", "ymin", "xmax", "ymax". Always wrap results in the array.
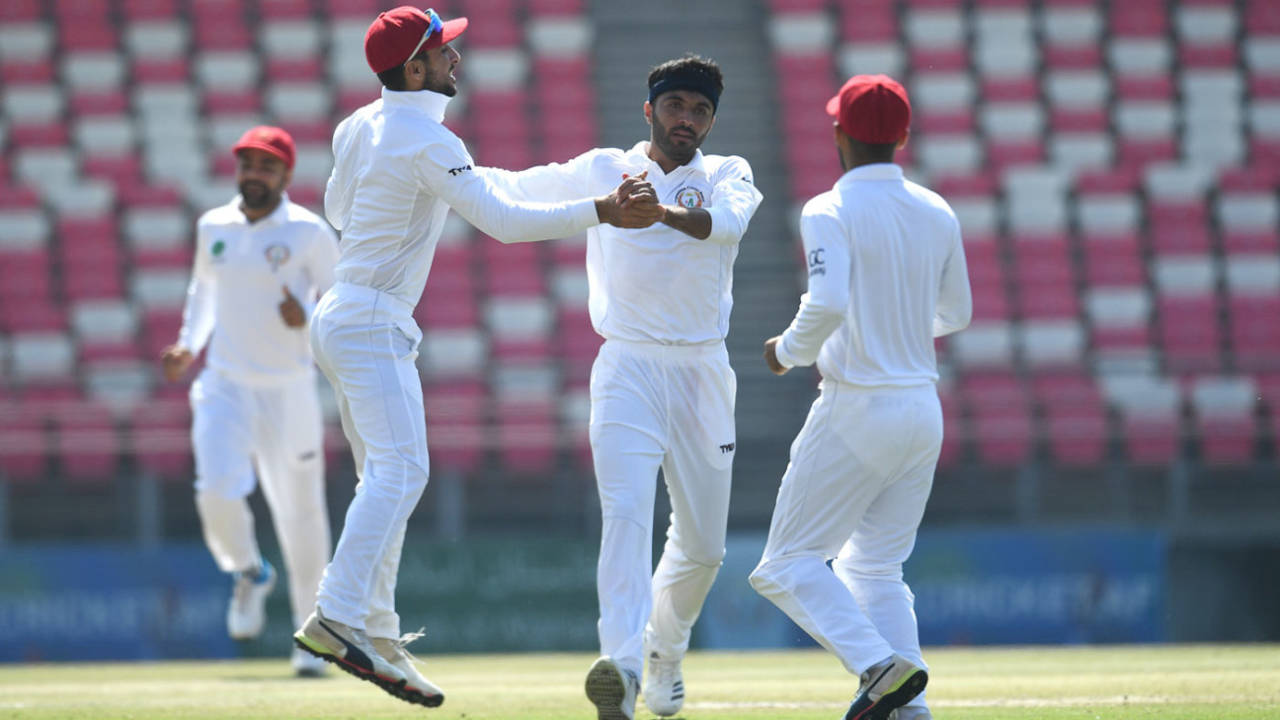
[
  {"xmin": 129, "ymin": 399, "xmax": 191, "ymax": 481},
  {"xmin": 53, "ymin": 401, "xmax": 121, "ymax": 483},
  {"xmin": 1033, "ymin": 372, "xmax": 1108, "ymax": 466},
  {"xmin": 962, "ymin": 373, "xmax": 1034, "ymax": 466},
  {"xmin": 1103, "ymin": 375, "xmax": 1184, "ymax": 465},
  {"xmin": 0, "ymin": 401, "xmax": 49, "ymax": 482},
  {"xmin": 1190, "ymin": 376, "xmax": 1259, "ymax": 464},
  {"xmin": 425, "ymin": 379, "xmax": 486, "ymax": 473}
]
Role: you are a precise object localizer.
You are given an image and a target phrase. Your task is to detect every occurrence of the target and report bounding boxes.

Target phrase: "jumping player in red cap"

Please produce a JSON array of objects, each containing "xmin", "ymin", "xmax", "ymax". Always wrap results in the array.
[
  {"xmin": 749, "ymin": 74, "xmax": 972, "ymax": 720},
  {"xmin": 291, "ymin": 6, "xmax": 661, "ymax": 709},
  {"xmin": 160, "ymin": 125, "xmax": 340, "ymax": 678}
]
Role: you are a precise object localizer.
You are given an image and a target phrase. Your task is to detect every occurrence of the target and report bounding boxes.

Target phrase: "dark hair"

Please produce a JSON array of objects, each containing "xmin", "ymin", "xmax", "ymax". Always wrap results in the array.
[
  {"xmin": 847, "ymin": 137, "xmax": 898, "ymax": 164},
  {"xmin": 376, "ymin": 50, "xmax": 429, "ymax": 91},
  {"xmin": 647, "ymin": 54, "xmax": 723, "ymax": 108}
]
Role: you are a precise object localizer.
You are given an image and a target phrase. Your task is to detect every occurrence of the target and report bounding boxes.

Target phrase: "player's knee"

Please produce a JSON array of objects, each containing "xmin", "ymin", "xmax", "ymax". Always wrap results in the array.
[
  {"xmin": 680, "ymin": 539, "xmax": 726, "ymax": 569},
  {"xmin": 834, "ymin": 556, "xmax": 904, "ymax": 582}
]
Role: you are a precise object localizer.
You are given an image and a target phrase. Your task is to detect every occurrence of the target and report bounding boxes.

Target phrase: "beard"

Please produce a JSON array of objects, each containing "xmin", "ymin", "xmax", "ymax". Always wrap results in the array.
[
  {"xmin": 426, "ymin": 67, "xmax": 458, "ymax": 97},
  {"xmin": 651, "ymin": 114, "xmax": 704, "ymax": 165},
  {"xmin": 239, "ymin": 180, "xmax": 276, "ymax": 209}
]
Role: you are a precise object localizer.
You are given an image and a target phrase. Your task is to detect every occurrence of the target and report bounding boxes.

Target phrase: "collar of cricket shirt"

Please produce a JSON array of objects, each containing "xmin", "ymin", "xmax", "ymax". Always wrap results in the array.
[
  {"xmin": 381, "ymin": 86, "xmax": 451, "ymax": 123},
  {"xmin": 837, "ymin": 163, "xmax": 904, "ymax": 187},
  {"xmin": 629, "ymin": 141, "xmax": 707, "ymax": 180}
]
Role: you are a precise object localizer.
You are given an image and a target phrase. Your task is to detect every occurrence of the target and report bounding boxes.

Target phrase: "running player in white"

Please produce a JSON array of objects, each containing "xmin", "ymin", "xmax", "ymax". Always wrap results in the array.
[
  {"xmin": 480, "ymin": 55, "xmax": 763, "ymax": 720},
  {"xmin": 161, "ymin": 125, "xmax": 338, "ymax": 677},
  {"xmin": 750, "ymin": 75, "xmax": 971, "ymax": 720},
  {"xmin": 290, "ymin": 6, "xmax": 660, "ymax": 708}
]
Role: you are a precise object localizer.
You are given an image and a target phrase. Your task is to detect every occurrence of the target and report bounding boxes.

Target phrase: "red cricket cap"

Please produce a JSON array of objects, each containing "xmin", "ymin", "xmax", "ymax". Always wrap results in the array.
[
  {"xmin": 364, "ymin": 6, "xmax": 468, "ymax": 75},
  {"xmin": 232, "ymin": 125, "xmax": 296, "ymax": 169},
  {"xmin": 826, "ymin": 74, "xmax": 911, "ymax": 145}
]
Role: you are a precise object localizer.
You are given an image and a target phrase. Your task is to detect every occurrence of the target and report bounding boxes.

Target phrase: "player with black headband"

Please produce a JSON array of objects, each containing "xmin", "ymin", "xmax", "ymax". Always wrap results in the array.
[{"xmin": 479, "ymin": 54, "xmax": 763, "ymax": 720}]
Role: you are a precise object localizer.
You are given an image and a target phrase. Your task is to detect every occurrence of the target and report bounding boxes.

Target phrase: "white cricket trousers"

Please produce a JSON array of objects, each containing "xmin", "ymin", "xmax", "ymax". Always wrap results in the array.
[
  {"xmin": 309, "ymin": 282, "xmax": 428, "ymax": 641},
  {"xmin": 191, "ymin": 367, "xmax": 330, "ymax": 629},
  {"xmin": 590, "ymin": 339, "xmax": 736, "ymax": 676},
  {"xmin": 749, "ymin": 381, "xmax": 940, "ymax": 713}
]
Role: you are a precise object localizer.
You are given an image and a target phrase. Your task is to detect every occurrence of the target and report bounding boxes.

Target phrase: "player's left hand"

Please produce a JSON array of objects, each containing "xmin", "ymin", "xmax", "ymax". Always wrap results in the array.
[
  {"xmin": 279, "ymin": 286, "xmax": 306, "ymax": 328},
  {"xmin": 763, "ymin": 336, "xmax": 789, "ymax": 376}
]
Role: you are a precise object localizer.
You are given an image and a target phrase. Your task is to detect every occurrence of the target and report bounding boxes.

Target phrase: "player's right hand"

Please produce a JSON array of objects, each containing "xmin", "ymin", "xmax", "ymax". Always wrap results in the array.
[
  {"xmin": 597, "ymin": 171, "xmax": 662, "ymax": 228},
  {"xmin": 160, "ymin": 344, "xmax": 195, "ymax": 382}
]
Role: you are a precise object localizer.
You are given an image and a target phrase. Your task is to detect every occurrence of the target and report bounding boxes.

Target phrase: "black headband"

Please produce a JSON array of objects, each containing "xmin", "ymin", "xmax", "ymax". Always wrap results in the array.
[{"xmin": 648, "ymin": 71, "xmax": 721, "ymax": 113}]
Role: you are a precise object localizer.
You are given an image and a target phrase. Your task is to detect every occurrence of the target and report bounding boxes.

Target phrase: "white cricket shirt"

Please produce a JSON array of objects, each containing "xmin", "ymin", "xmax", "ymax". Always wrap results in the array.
[
  {"xmin": 323, "ymin": 88, "xmax": 601, "ymax": 311},
  {"xmin": 481, "ymin": 142, "xmax": 763, "ymax": 344},
  {"xmin": 775, "ymin": 163, "xmax": 972, "ymax": 386},
  {"xmin": 178, "ymin": 194, "xmax": 340, "ymax": 386}
]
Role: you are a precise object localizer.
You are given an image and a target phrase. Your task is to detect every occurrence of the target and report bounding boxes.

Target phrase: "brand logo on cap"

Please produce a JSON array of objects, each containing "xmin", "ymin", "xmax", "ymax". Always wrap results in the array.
[{"xmin": 674, "ymin": 186, "xmax": 705, "ymax": 208}]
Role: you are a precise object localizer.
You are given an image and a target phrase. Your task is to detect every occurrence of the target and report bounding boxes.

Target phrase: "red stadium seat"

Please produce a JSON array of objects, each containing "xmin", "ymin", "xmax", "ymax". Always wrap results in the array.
[
  {"xmin": 0, "ymin": 401, "xmax": 49, "ymax": 482},
  {"xmin": 1033, "ymin": 373, "xmax": 1108, "ymax": 466},
  {"xmin": 53, "ymin": 401, "xmax": 120, "ymax": 483},
  {"xmin": 1157, "ymin": 296, "xmax": 1223, "ymax": 373},
  {"xmin": 425, "ymin": 380, "xmax": 485, "ymax": 473},
  {"xmin": 496, "ymin": 397, "xmax": 557, "ymax": 476},
  {"xmin": 962, "ymin": 374, "xmax": 1034, "ymax": 466},
  {"xmin": 1229, "ymin": 296, "xmax": 1280, "ymax": 371},
  {"xmin": 129, "ymin": 400, "xmax": 192, "ymax": 481}
]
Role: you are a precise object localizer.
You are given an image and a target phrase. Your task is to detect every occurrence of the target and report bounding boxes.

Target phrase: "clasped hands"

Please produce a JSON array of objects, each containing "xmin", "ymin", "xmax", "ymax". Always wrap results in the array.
[{"xmin": 595, "ymin": 171, "xmax": 665, "ymax": 229}]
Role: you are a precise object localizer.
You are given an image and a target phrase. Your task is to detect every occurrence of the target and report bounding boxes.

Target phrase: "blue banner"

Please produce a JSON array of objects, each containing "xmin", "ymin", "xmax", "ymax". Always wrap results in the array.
[
  {"xmin": 698, "ymin": 528, "xmax": 1167, "ymax": 649},
  {"xmin": 0, "ymin": 545, "xmax": 233, "ymax": 662}
]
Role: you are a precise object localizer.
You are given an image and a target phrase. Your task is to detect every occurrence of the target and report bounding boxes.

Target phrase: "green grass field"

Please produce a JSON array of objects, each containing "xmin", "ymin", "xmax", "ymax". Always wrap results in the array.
[{"xmin": 2, "ymin": 645, "xmax": 1278, "ymax": 719}]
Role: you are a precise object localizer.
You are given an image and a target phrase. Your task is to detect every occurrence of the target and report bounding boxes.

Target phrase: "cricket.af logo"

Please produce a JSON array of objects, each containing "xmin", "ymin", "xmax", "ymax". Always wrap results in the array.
[{"xmin": 808, "ymin": 247, "xmax": 826, "ymax": 277}]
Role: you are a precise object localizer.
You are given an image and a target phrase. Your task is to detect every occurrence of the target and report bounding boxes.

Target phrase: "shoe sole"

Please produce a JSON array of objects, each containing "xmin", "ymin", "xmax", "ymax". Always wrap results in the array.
[
  {"xmin": 585, "ymin": 660, "xmax": 630, "ymax": 720},
  {"xmin": 847, "ymin": 669, "xmax": 929, "ymax": 720},
  {"xmin": 292, "ymin": 634, "xmax": 444, "ymax": 708}
]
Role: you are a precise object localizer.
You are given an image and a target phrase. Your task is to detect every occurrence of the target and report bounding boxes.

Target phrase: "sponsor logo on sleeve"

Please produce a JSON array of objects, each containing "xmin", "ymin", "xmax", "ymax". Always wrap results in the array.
[
  {"xmin": 807, "ymin": 248, "xmax": 826, "ymax": 276},
  {"xmin": 719, "ymin": 442, "xmax": 735, "ymax": 454},
  {"xmin": 447, "ymin": 164, "xmax": 473, "ymax": 176}
]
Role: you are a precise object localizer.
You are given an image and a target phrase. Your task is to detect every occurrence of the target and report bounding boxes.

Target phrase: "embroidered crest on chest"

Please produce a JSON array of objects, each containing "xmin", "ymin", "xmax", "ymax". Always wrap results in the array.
[
  {"xmin": 264, "ymin": 243, "xmax": 292, "ymax": 271},
  {"xmin": 673, "ymin": 185, "xmax": 706, "ymax": 208}
]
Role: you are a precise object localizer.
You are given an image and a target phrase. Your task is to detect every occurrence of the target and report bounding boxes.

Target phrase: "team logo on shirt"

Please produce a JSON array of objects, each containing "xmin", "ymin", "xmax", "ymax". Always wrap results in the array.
[
  {"xmin": 264, "ymin": 243, "xmax": 291, "ymax": 271},
  {"xmin": 674, "ymin": 186, "xmax": 705, "ymax": 208},
  {"xmin": 211, "ymin": 239, "xmax": 227, "ymax": 263}
]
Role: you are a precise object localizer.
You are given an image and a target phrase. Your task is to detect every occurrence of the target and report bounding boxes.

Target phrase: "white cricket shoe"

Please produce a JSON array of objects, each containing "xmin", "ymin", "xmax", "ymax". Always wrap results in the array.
[
  {"xmin": 227, "ymin": 559, "xmax": 275, "ymax": 640},
  {"xmin": 585, "ymin": 656, "xmax": 639, "ymax": 720},
  {"xmin": 642, "ymin": 649, "xmax": 685, "ymax": 717},
  {"xmin": 844, "ymin": 653, "xmax": 928, "ymax": 720},
  {"xmin": 371, "ymin": 632, "xmax": 445, "ymax": 708},
  {"xmin": 291, "ymin": 647, "xmax": 328, "ymax": 678},
  {"xmin": 293, "ymin": 607, "xmax": 408, "ymax": 696}
]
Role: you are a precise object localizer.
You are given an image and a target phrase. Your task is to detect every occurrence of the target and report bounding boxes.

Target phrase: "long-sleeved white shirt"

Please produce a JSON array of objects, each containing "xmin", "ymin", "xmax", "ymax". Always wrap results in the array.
[
  {"xmin": 324, "ymin": 88, "xmax": 601, "ymax": 310},
  {"xmin": 177, "ymin": 194, "xmax": 340, "ymax": 386},
  {"xmin": 775, "ymin": 163, "xmax": 972, "ymax": 386},
  {"xmin": 481, "ymin": 142, "xmax": 763, "ymax": 344}
]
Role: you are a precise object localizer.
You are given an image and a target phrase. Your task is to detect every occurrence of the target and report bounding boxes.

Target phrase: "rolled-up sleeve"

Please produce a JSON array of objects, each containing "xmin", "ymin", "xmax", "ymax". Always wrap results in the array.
[{"xmin": 704, "ymin": 156, "xmax": 763, "ymax": 247}]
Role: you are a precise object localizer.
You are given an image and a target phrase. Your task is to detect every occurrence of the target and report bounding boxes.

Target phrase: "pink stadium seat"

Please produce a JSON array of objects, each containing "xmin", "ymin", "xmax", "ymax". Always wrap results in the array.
[
  {"xmin": 838, "ymin": 5, "xmax": 898, "ymax": 42},
  {"xmin": 1180, "ymin": 43, "xmax": 1238, "ymax": 69},
  {"xmin": 1249, "ymin": 75, "xmax": 1280, "ymax": 100},
  {"xmin": 1, "ymin": 61, "xmax": 55, "ymax": 85},
  {"xmin": 981, "ymin": 76, "xmax": 1039, "ymax": 102},
  {"xmin": 82, "ymin": 154, "xmax": 142, "ymax": 186},
  {"xmin": 1012, "ymin": 236, "xmax": 1072, "ymax": 285},
  {"xmin": 1082, "ymin": 235, "xmax": 1146, "ymax": 286},
  {"xmin": 258, "ymin": 0, "xmax": 313, "ymax": 18},
  {"xmin": 1157, "ymin": 296, "xmax": 1223, "ymax": 373},
  {"xmin": 986, "ymin": 140, "xmax": 1044, "ymax": 170},
  {"xmin": 204, "ymin": 90, "xmax": 261, "ymax": 114},
  {"xmin": 60, "ymin": 23, "xmax": 118, "ymax": 51},
  {"xmin": 1197, "ymin": 413, "xmax": 1258, "ymax": 465},
  {"xmin": 130, "ymin": 400, "xmax": 192, "ymax": 481},
  {"xmin": 1017, "ymin": 280, "xmax": 1080, "ymax": 319},
  {"xmin": 425, "ymin": 380, "xmax": 485, "ymax": 473},
  {"xmin": 322, "ymin": 0, "xmax": 381, "ymax": 16},
  {"xmin": 1148, "ymin": 201, "xmax": 1212, "ymax": 255},
  {"xmin": 528, "ymin": 0, "xmax": 584, "ymax": 14},
  {"xmin": 9, "ymin": 122, "xmax": 70, "ymax": 148},
  {"xmin": 496, "ymin": 398, "xmax": 557, "ymax": 476},
  {"xmin": 53, "ymin": 401, "xmax": 120, "ymax": 483},
  {"xmin": 1116, "ymin": 138, "xmax": 1177, "ymax": 170},
  {"xmin": 1246, "ymin": 0, "xmax": 1280, "ymax": 33},
  {"xmin": 415, "ymin": 291, "xmax": 479, "ymax": 329},
  {"xmin": 1122, "ymin": 411, "xmax": 1182, "ymax": 465},
  {"xmin": 0, "ymin": 401, "xmax": 49, "ymax": 482},
  {"xmin": 121, "ymin": 0, "xmax": 180, "ymax": 19},
  {"xmin": 266, "ymin": 59, "xmax": 323, "ymax": 83},
  {"xmin": 964, "ymin": 374, "xmax": 1034, "ymax": 467},
  {"xmin": 972, "ymin": 284, "xmax": 1011, "ymax": 321},
  {"xmin": 1115, "ymin": 76, "xmax": 1174, "ymax": 101},
  {"xmin": 1222, "ymin": 231, "xmax": 1280, "ymax": 254},
  {"xmin": 1033, "ymin": 373, "xmax": 1108, "ymax": 466},
  {"xmin": 557, "ymin": 307, "xmax": 600, "ymax": 380},
  {"xmin": 1109, "ymin": 0, "xmax": 1168, "ymax": 36},
  {"xmin": 69, "ymin": 89, "xmax": 130, "ymax": 116},
  {"xmin": 768, "ymin": 0, "xmax": 826, "ymax": 10},
  {"xmin": 1229, "ymin": 296, "xmax": 1280, "ymax": 371},
  {"xmin": 0, "ymin": 0, "xmax": 43, "ymax": 21},
  {"xmin": 140, "ymin": 309, "xmax": 183, "ymax": 358},
  {"xmin": 911, "ymin": 48, "xmax": 969, "ymax": 73},
  {"xmin": 193, "ymin": 20, "xmax": 252, "ymax": 50},
  {"xmin": 1043, "ymin": 46, "xmax": 1102, "ymax": 70}
]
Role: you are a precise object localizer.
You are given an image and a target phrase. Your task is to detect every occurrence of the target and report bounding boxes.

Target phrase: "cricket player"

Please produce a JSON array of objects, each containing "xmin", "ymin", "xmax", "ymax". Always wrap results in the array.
[
  {"xmin": 160, "ymin": 125, "xmax": 338, "ymax": 677},
  {"xmin": 480, "ymin": 55, "xmax": 763, "ymax": 720},
  {"xmin": 290, "ymin": 6, "xmax": 661, "ymax": 708},
  {"xmin": 749, "ymin": 75, "xmax": 972, "ymax": 720}
]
